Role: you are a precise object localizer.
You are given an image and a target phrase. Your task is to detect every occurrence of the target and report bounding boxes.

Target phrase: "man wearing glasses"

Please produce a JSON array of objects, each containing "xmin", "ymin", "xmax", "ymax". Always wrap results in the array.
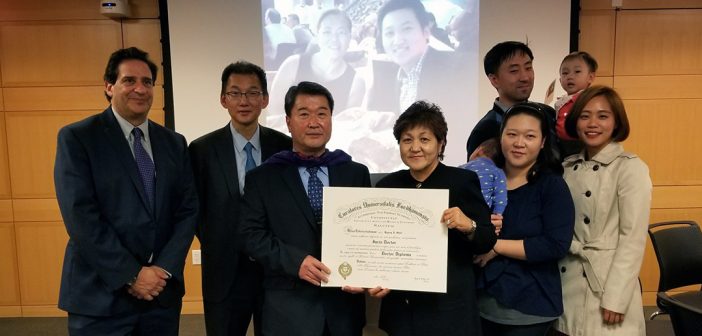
[{"xmin": 189, "ymin": 61, "xmax": 291, "ymax": 336}]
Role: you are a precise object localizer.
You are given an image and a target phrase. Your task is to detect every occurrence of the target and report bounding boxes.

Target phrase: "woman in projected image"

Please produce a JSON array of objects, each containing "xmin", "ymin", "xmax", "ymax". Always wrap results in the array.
[
  {"xmin": 369, "ymin": 101, "xmax": 496, "ymax": 336},
  {"xmin": 269, "ymin": 8, "xmax": 365, "ymax": 115}
]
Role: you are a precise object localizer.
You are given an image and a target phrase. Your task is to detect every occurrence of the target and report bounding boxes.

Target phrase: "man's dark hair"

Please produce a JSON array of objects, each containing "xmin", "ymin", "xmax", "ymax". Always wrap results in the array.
[
  {"xmin": 266, "ymin": 8, "xmax": 282, "ymax": 24},
  {"xmin": 284, "ymin": 81, "xmax": 335, "ymax": 116},
  {"xmin": 103, "ymin": 47, "xmax": 158, "ymax": 101},
  {"xmin": 483, "ymin": 41, "xmax": 534, "ymax": 76},
  {"xmin": 376, "ymin": 0, "xmax": 430, "ymax": 53},
  {"xmin": 220, "ymin": 61, "xmax": 268, "ymax": 96},
  {"xmin": 393, "ymin": 100, "xmax": 448, "ymax": 160}
]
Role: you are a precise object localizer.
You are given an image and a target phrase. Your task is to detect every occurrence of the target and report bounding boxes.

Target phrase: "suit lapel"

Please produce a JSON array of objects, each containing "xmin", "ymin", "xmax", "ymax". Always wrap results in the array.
[
  {"xmin": 282, "ymin": 165, "xmax": 318, "ymax": 232},
  {"xmin": 212, "ymin": 125, "xmax": 240, "ymax": 198},
  {"xmin": 260, "ymin": 126, "xmax": 279, "ymax": 160},
  {"xmin": 101, "ymin": 108, "xmax": 154, "ymax": 216},
  {"xmin": 328, "ymin": 165, "xmax": 339, "ymax": 187}
]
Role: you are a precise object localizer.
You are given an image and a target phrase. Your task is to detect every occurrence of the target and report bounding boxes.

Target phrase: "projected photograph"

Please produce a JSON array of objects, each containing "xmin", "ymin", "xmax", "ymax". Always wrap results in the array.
[{"xmin": 261, "ymin": 0, "xmax": 479, "ymax": 172}]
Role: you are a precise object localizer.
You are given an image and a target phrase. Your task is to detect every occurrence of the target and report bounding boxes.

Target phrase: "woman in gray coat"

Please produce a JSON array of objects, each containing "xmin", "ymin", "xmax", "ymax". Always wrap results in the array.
[{"xmin": 555, "ymin": 86, "xmax": 651, "ymax": 336}]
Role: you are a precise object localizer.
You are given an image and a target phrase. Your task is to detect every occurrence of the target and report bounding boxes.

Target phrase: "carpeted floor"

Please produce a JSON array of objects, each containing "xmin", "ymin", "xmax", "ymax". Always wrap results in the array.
[{"xmin": 0, "ymin": 307, "xmax": 672, "ymax": 336}]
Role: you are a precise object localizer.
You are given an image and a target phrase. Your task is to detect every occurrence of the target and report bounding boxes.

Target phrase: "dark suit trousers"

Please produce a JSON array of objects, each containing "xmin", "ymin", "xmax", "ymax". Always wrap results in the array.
[
  {"xmin": 204, "ymin": 255, "xmax": 263, "ymax": 336},
  {"xmin": 67, "ymin": 299, "xmax": 182, "ymax": 336}
]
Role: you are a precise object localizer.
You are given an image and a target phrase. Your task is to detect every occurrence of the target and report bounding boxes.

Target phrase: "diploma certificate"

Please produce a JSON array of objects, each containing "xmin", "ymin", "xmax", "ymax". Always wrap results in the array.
[{"xmin": 321, "ymin": 187, "xmax": 448, "ymax": 293}]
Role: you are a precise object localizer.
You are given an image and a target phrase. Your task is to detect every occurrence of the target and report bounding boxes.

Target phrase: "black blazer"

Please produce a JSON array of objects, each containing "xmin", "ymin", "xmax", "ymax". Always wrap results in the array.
[
  {"xmin": 54, "ymin": 107, "xmax": 198, "ymax": 316},
  {"xmin": 239, "ymin": 159, "xmax": 371, "ymax": 336},
  {"xmin": 375, "ymin": 163, "xmax": 496, "ymax": 335},
  {"xmin": 188, "ymin": 124, "xmax": 291, "ymax": 302}
]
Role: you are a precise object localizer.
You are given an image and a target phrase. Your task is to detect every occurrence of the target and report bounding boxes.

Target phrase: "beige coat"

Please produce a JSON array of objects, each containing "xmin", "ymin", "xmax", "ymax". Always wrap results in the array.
[{"xmin": 555, "ymin": 142, "xmax": 651, "ymax": 336}]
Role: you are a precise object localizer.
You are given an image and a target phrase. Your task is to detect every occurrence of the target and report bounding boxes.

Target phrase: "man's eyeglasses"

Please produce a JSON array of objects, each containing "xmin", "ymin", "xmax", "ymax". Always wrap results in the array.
[{"xmin": 224, "ymin": 91, "xmax": 263, "ymax": 100}]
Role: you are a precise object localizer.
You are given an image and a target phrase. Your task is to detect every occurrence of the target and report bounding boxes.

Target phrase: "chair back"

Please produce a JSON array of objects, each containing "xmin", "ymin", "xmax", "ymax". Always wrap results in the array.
[
  {"xmin": 648, "ymin": 221, "xmax": 702, "ymax": 292},
  {"xmin": 657, "ymin": 292, "xmax": 702, "ymax": 336}
]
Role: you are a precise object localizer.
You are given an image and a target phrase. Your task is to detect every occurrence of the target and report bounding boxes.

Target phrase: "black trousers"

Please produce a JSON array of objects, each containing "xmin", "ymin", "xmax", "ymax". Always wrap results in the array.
[
  {"xmin": 68, "ymin": 299, "xmax": 182, "ymax": 336},
  {"xmin": 204, "ymin": 255, "xmax": 263, "ymax": 336}
]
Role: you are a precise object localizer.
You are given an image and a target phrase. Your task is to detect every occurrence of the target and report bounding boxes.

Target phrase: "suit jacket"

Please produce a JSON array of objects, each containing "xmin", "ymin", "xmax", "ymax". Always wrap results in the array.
[
  {"xmin": 239, "ymin": 159, "xmax": 371, "ymax": 336},
  {"xmin": 54, "ymin": 107, "xmax": 198, "ymax": 316},
  {"xmin": 188, "ymin": 124, "xmax": 291, "ymax": 303}
]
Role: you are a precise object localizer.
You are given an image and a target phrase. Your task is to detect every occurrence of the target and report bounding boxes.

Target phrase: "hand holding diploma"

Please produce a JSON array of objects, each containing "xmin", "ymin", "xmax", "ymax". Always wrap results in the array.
[{"xmin": 321, "ymin": 187, "xmax": 449, "ymax": 293}]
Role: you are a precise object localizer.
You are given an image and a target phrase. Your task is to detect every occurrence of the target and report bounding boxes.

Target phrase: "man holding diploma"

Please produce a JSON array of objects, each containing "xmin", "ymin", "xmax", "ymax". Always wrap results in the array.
[{"xmin": 239, "ymin": 81, "xmax": 371, "ymax": 336}]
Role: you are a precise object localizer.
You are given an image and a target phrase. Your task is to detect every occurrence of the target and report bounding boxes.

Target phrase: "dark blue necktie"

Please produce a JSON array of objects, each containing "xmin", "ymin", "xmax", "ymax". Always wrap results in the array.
[
  {"xmin": 306, "ymin": 167, "xmax": 323, "ymax": 224},
  {"xmin": 132, "ymin": 128, "xmax": 155, "ymax": 207},
  {"xmin": 244, "ymin": 142, "xmax": 256, "ymax": 173}
]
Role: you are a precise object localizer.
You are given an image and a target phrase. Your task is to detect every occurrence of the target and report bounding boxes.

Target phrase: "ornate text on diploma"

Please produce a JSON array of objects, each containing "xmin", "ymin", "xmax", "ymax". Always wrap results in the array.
[{"xmin": 322, "ymin": 187, "xmax": 448, "ymax": 293}]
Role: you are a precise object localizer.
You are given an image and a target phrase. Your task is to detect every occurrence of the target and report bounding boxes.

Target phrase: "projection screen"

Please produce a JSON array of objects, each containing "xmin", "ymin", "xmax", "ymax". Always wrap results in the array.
[{"xmin": 168, "ymin": 0, "xmax": 571, "ymax": 173}]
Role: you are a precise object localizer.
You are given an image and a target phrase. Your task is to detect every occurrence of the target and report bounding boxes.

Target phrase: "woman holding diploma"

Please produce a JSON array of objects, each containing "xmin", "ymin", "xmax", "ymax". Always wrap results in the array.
[
  {"xmin": 370, "ymin": 101, "xmax": 496, "ymax": 335},
  {"xmin": 473, "ymin": 103, "xmax": 575, "ymax": 336}
]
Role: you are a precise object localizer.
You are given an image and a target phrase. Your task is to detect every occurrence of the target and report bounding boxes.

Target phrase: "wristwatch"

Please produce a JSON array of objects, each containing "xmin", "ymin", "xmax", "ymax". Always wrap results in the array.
[{"xmin": 467, "ymin": 219, "xmax": 477, "ymax": 234}]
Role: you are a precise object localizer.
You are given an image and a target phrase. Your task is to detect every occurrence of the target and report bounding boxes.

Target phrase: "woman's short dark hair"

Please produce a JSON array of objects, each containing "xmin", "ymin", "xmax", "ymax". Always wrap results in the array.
[
  {"xmin": 393, "ymin": 100, "xmax": 448, "ymax": 160},
  {"xmin": 495, "ymin": 102, "xmax": 563, "ymax": 181},
  {"xmin": 284, "ymin": 81, "xmax": 335, "ymax": 116},
  {"xmin": 565, "ymin": 85, "xmax": 630, "ymax": 142}
]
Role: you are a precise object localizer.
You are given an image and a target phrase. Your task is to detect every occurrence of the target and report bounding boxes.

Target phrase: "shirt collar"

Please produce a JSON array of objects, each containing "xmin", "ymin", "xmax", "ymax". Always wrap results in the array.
[
  {"xmin": 397, "ymin": 49, "xmax": 428, "ymax": 81},
  {"xmin": 112, "ymin": 106, "xmax": 149, "ymax": 140},
  {"xmin": 229, "ymin": 122, "xmax": 261, "ymax": 152},
  {"xmin": 564, "ymin": 142, "xmax": 625, "ymax": 165},
  {"xmin": 493, "ymin": 98, "xmax": 511, "ymax": 113}
]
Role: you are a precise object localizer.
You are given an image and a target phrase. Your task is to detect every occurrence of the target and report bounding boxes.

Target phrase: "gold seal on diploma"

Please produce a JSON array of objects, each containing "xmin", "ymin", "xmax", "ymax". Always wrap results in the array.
[{"xmin": 338, "ymin": 262, "xmax": 352, "ymax": 280}]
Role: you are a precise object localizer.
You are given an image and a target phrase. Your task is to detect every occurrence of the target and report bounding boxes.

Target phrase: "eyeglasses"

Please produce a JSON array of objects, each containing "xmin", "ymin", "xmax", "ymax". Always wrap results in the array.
[{"xmin": 224, "ymin": 90, "xmax": 263, "ymax": 100}]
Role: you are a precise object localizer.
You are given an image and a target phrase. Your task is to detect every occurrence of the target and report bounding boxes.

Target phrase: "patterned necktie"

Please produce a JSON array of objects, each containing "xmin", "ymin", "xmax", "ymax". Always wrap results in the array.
[
  {"xmin": 306, "ymin": 166, "xmax": 324, "ymax": 224},
  {"xmin": 132, "ymin": 127, "xmax": 155, "ymax": 207},
  {"xmin": 244, "ymin": 142, "xmax": 256, "ymax": 173}
]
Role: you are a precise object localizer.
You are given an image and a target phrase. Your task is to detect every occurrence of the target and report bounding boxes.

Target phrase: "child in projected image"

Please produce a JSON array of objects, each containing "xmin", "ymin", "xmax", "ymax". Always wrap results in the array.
[
  {"xmin": 555, "ymin": 51, "xmax": 598, "ymax": 157},
  {"xmin": 459, "ymin": 138, "xmax": 507, "ymax": 234}
]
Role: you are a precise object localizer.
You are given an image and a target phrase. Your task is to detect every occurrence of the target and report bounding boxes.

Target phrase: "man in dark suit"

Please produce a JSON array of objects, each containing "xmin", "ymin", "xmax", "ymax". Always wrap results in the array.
[
  {"xmin": 239, "ymin": 81, "xmax": 370, "ymax": 336},
  {"xmin": 54, "ymin": 47, "xmax": 198, "ymax": 335},
  {"xmin": 189, "ymin": 61, "xmax": 292, "ymax": 336}
]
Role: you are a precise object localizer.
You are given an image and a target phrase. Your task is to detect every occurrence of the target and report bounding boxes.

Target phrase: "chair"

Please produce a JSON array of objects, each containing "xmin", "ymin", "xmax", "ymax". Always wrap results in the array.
[
  {"xmin": 648, "ymin": 221, "xmax": 702, "ymax": 320},
  {"xmin": 657, "ymin": 292, "xmax": 702, "ymax": 336}
]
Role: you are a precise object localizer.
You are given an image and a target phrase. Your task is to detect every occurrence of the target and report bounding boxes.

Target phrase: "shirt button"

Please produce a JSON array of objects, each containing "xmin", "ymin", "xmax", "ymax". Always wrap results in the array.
[
  {"xmin": 584, "ymin": 216, "xmax": 590, "ymax": 224},
  {"xmin": 561, "ymin": 266, "xmax": 566, "ymax": 273},
  {"xmin": 593, "ymin": 165, "xmax": 600, "ymax": 171},
  {"xmin": 585, "ymin": 190, "xmax": 592, "ymax": 197}
]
